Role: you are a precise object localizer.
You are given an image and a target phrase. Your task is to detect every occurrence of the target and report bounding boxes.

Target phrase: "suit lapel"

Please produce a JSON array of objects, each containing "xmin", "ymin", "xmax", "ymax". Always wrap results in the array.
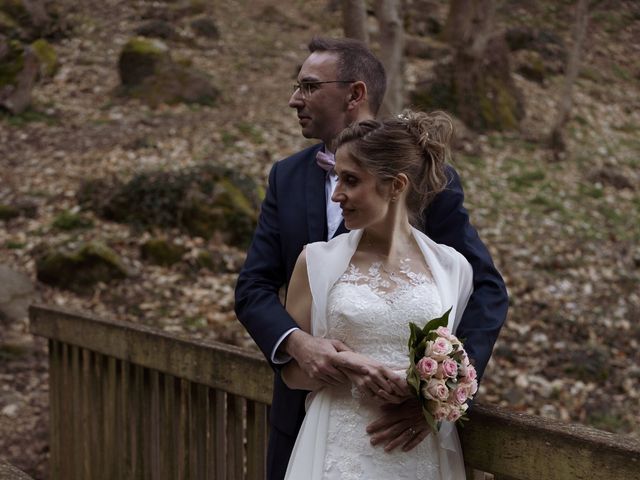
[{"xmin": 306, "ymin": 145, "xmax": 327, "ymax": 242}]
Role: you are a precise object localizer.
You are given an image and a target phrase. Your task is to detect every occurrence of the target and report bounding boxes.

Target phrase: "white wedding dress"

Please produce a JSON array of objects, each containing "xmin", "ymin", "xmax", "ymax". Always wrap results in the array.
[{"xmin": 284, "ymin": 229, "xmax": 472, "ymax": 480}]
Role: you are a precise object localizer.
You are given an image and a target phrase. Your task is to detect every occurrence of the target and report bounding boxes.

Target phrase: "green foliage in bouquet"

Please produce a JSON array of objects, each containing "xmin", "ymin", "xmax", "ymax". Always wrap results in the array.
[{"xmin": 406, "ymin": 307, "xmax": 452, "ymax": 433}]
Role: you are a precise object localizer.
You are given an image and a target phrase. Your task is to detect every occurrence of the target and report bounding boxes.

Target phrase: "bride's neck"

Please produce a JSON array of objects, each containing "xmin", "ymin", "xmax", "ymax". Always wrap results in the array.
[{"xmin": 360, "ymin": 221, "xmax": 413, "ymax": 260}]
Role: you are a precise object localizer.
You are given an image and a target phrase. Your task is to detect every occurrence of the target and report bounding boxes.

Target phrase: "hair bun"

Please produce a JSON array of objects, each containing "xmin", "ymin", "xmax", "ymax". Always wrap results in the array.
[{"xmin": 398, "ymin": 110, "xmax": 453, "ymax": 167}]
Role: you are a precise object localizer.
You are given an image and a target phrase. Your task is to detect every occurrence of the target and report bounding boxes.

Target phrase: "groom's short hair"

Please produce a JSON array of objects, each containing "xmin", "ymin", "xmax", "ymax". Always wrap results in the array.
[{"xmin": 308, "ymin": 37, "xmax": 387, "ymax": 115}]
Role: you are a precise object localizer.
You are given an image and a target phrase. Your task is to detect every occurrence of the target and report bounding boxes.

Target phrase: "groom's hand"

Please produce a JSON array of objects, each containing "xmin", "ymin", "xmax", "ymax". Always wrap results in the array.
[
  {"xmin": 366, "ymin": 398, "xmax": 430, "ymax": 452},
  {"xmin": 283, "ymin": 330, "xmax": 351, "ymax": 386}
]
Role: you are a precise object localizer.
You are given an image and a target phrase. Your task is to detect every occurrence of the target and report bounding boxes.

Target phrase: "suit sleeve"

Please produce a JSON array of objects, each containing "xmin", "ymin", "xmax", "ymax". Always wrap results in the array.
[
  {"xmin": 234, "ymin": 162, "xmax": 299, "ymax": 367},
  {"xmin": 425, "ymin": 166, "xmax": 508, "ymax": 382}
]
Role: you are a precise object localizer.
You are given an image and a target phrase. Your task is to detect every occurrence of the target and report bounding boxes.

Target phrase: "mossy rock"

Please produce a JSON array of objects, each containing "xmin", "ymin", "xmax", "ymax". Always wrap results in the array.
[
  {"xmin": 140, "ymin": 238, "xmax": 186, "ymax": 266},
  {"xmin": 117, "ymin": 36, "xmax": 219, "ymax": 106},
  {"xmin": 0, "ymin": 203, "xmax": 19, "ymax": 220},
  {"xmin": 51, "ymin": 210, "xmax": 93, "ymax": 231},
  {"xmin": 190, "ymin": 15, "xmax": 219, "ymax": 39},
  {"xmin": 0, "ymin": 0, "xmax": 28, "ymax": 28},
  {"xmin": 81, "ymin": 165, "xmax": 260, "ymax": 247},
  {"xmin": 0, "ymin": 38, "xmax": 24, "ymax": 87},
  {"xmin": 0, "ymin": 0, "xmax": 66, "ymax": 41},
  {"xmin": 118, "ymin": 36, "xmax": 170, "ymax": 86},
  {"xmin": 0, "ymin": 9, "xmax": 21, "ymax": 38},
  {"xmin": 411, "ymin": 35, "xmax": 524, "ymax": 132},
  {"xmin": 514, "ymin": 50, "xmax": 547, "ymax": 84},
  {"xmin": 134, "ymin": 19, "xmax": 176, "ymax": 40},
  {"xmin": 30, "ymin": 38, "xmax": 57, "ymax": 77},
  {"xmin": 36, "ymin": 241, "xmax": 130, "ymax": 292}
]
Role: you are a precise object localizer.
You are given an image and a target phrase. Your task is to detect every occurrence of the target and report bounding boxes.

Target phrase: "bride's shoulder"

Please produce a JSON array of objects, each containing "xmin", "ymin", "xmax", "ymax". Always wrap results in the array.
[{"xmin": 413, "ymin": 228, "xmax": 471, "ymax": 271}]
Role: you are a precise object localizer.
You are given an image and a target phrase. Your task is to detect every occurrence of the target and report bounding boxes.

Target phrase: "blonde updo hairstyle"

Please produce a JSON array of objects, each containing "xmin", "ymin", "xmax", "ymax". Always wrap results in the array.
[{"xmin": 335, "ymin": 110, "xmax": 454, "ymax": 228}]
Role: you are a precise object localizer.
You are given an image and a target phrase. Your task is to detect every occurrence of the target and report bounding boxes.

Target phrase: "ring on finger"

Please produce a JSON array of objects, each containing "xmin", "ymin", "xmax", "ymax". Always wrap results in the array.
[{"xmin": 407, "ymin": 427, "xmax": 417, "ymax": 436}]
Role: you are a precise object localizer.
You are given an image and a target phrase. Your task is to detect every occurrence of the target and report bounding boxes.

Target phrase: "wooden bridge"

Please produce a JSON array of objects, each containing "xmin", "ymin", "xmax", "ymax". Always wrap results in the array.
[{"xmin": 26, "ymin": 304, "xmax": 640, "ymax": 480}]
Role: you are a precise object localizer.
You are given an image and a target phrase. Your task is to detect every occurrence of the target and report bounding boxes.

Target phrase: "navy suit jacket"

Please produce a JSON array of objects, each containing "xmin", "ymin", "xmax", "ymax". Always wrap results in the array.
[{"xmin": 234, "ymin": 143, "xmax": 508, "ymax": 469}]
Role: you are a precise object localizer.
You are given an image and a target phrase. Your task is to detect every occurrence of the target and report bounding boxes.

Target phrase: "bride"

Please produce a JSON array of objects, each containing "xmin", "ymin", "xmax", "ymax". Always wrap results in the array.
[{"xmin": 281, "ymin": 111, "xmax": 473, "ymax": 480}]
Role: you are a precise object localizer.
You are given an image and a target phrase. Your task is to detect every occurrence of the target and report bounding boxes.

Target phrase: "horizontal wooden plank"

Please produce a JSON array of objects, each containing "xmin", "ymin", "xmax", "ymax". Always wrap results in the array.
[
  {"xmin": 462, "ymin": 403, "xmax": 640, "ymax": 480},
  {"xmin": 30, "ymin": 304, "xmax": 640, "ymax": 479},
  {"xmin": 29, "ymin": 304, "xmax": 274, "ymax": 404}
]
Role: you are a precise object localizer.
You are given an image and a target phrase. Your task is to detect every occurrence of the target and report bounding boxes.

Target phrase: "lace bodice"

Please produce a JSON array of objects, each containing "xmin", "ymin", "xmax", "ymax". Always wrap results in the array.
[
  {"xmin": 320, "ymin": 259, "xmax": 444, "ymax": 479},
  {"xmin": 327, "ymin": 259, "xmax": 442, "ymax": 369}
]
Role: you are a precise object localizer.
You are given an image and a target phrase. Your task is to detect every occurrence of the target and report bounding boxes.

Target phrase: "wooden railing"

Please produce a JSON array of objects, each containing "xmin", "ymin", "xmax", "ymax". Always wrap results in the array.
[{"xmin": 30, "ymin": 305, "xmax": 640, "ymax": 480}]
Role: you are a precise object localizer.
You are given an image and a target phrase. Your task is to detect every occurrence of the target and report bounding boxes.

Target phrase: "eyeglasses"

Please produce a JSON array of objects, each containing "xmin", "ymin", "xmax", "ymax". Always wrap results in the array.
[{"xmin": 292, "ymin": 80, "xmax": 355, "ymax": 98}]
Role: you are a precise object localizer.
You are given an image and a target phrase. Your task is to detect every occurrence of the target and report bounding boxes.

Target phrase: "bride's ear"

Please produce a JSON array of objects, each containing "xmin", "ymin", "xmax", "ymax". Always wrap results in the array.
[{"xmin": 391, "ymin": 174, "xmax": 409, "ymax": 199}]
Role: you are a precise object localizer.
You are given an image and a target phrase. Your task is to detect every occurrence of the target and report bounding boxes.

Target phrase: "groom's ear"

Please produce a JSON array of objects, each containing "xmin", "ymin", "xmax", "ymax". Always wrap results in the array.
[{"xmin": 346, "ymin": 81, "xmax": 367, "ymax": 110}]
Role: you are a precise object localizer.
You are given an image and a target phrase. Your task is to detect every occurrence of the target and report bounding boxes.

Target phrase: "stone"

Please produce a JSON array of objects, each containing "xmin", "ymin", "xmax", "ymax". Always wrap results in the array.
[
  {"xmin": 82, "ymin": 165, "xmax": 261, "ymax": 247},
  {"xmin": 134, "ymin": 19, "xmax": 176, "ymax": 40},
  {"xmin": 587, "ymin": 167, "xmax": 636, "ymax": 190},
  {"xmin": 0, "ymin": 204, "xmax": 19, "ymax": 220},
  {"xmin": 190, "ymin": 15, "xmax": 219, "ymax": 39},
  {"xmin": 514, "ymin": 50, "xmax": 547, "ymax": 84},
  {"xmin": 30, "ymin": 37, "xmax": 57, "ymax": 77},
  {"xmin": 117, "ymin": 36, "xmax": 219, "ymax": 106},
  {"xmin": 0, "ymin": 265, "xmax": 36, "ymax": 325},
  {"xmin": 118, "ymin": 36, "xmax": 170, "ymax": 86},
  {"xmin": 140, "ymin": 238, "xmax": 186, "ymax": 266},
  {"xmin": 411, "ymin": 34, "xmax": 525, "ymax": 132},
  {"xmin": 0, "ymin": 39, "xmax": 39, "ymax": 114},
  {"xmin": 35, "ymin": 241, "xmax": 130, "ymax": 292}
]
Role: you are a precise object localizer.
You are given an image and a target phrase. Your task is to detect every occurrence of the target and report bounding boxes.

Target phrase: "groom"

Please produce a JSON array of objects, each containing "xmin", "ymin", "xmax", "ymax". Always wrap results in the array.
[{"xmin": 235, "ymin": 37, "xmax": 508, "ymax": 480}]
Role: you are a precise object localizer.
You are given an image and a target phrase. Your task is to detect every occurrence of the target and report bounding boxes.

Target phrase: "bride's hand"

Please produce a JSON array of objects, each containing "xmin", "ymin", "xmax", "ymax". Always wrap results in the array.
[{"xmin": 333, "ymin": 351, "xmax": 410, "ymax": 402}]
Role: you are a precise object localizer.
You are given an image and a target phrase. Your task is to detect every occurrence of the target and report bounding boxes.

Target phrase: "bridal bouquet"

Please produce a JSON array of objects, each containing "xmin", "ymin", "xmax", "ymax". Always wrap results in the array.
[{"xmin": 406, "ymin": 308, "xmax": 477, "ymax": 433}]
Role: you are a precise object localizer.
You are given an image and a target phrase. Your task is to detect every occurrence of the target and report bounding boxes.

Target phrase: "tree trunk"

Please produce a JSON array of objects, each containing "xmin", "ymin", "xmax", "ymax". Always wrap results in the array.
[
  {"xmin": 374, "ymin": 0, "xmax": 404, "ymax": 116},
  {"xmin": 442, "ymin": 0, "xmax": 493, "ymax": 55},
  {"xmin": 416, "ymin": 0, "xmax": 524, "ymax": 131},
  {"xmin": 342, "ymin": 0, "xmax": 369, "ymax": 43},
  {"xmin": 548, "ymin": 0, "xmax": 589, "ymax": 158}
]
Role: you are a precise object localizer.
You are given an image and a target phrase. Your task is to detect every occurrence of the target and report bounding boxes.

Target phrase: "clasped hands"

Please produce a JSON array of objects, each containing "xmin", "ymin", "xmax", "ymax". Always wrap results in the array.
[{"xmin": 284, "ymin": 331, "xmax": 430, "ymax": 452}]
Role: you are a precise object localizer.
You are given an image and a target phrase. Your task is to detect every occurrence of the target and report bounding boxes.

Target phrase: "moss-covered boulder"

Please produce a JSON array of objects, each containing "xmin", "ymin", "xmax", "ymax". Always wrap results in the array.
[
  {"xmin": 134, "ymin": 19, "xmax": 177, "ymax": 40},
  {"xmin": 412, "ymin": 35, "xmax": 524, "ymax": 132},
  {"xmin": 35, "ymin": 241, "xmax": 130, "ymax": 292},
  {"xmin": 505, "ymin": 27, "xmax": 566, "ymax": 75},
  {"xmin": 30, "ymin": 37, "xmax": 57, "ymax": 77},
  {"xmin": 118, "ymin": 37, "xmax": 169, "ymax": 85},
  {"xmin": 0, "ymin": 0, "xmax": 66, "ymax": 40},
  {"xmin": 0, "ymin": 204, "xmax": 19, "ymax": 220},
  {"xmin": 0, "ymin": 38, "xmax": 39, "ymax": 114},
  {"xmin": 190, "ymin": 15, "xmax": 219, "ymax": 39},
  {"xmin": 140, "ymin": 238, "xmax": 186, "ymax": 266},
  {"xmin": 78, "ymin": 165, "xmax": 261, "ymax": 247},
  {"xmin": 51, "ymin": 210, "xmax": 93, "ymax": 231},
  {"xmin": 117, "ymin": 36, "xmax": 219, "ymax": 106},
  {"xmin": 513, "ymin": 50, "xmax": 547, "ymax": 84}
]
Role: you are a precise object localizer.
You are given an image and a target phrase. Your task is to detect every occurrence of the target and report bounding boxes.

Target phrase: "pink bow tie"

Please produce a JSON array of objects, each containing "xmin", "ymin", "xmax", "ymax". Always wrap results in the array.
[{"xmin": 316, "ymin": 150, "xmax": 335, "ymax": 172}]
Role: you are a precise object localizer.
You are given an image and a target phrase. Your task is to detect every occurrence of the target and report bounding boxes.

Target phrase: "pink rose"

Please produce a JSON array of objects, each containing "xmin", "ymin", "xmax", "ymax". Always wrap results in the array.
[
  {"xmin": 423, "ymin": 378, "xmax": 449, "ymax": 401},
  {"xmin": 416, "ymin": 357, "xmax": 438, "ymax": 379},
  {"xmin": 441, "ymin": 359, "xmax": 458, "ymax": 379},
  {"xmin": 431, "ymin": 337, "xmax": 453, "ymax": 359},
  {"xmin": 451, "ymin": 386, "xmax": 468, "ymax": 405},
  {"xmin": 465, "ymin": 364, "xmax": 477, "ymax": 382},
  {"xmin": 435, "ymin": 326, "xmax": 452, "ymax": 339},
  {"xmin": 467, "ymin": 379, "xmax": 478, "ymax": 396},
  {"xmin": 447, "ymin": 407, "xmax": 462, "ymax": 422}
]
